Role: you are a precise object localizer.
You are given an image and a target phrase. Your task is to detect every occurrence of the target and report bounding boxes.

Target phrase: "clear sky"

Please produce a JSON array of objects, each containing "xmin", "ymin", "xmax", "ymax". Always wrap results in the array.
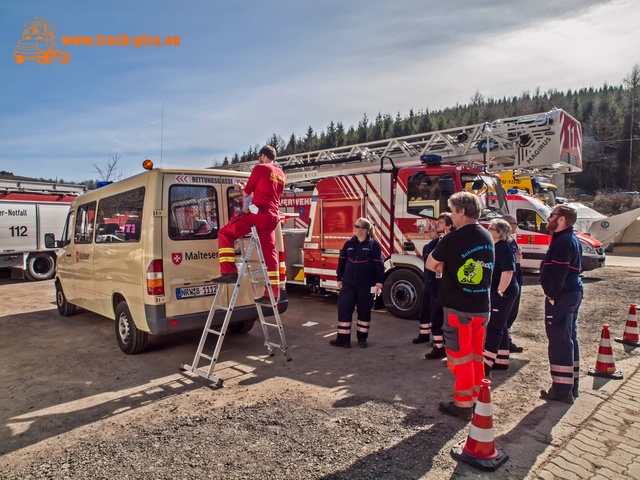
[{"xmin": 1, "ymin": 0, "xmax": 639, "ymax": 183}]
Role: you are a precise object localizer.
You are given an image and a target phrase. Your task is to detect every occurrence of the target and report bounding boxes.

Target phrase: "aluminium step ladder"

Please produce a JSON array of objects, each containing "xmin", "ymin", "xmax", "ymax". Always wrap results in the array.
[{"xmin": 181, "ymin": 225, "xmax": 291, "ymax": 387}]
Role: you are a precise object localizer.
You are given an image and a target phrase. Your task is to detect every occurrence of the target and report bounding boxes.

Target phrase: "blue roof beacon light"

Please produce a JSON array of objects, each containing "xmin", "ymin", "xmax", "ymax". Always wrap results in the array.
[
  {"xmin": 420, "ymin": 154, "xmax": 442, "ymax": 166},
  {"xmin": 96, "ymin": 181, "xmax": 113, "ymax": 189}
]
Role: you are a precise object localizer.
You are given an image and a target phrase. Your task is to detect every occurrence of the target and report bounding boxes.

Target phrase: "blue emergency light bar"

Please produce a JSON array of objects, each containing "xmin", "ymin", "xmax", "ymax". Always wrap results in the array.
[{"xmin": 420, "ymin": 154, "xmax": 442, "ymax": 166}]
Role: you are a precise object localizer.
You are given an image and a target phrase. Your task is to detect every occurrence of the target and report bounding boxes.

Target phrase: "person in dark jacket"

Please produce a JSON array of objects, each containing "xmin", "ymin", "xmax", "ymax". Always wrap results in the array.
[
  {"xmin": 503, "ymin": 214, "xmax": 524, "ymax": 353},
  {"xmin": 330, "ymin": 217, "xmax": 385, "ymax": 349},
  {"xmin": 483, "ymin": 219, "xmax": 519, "ymax": 376},
  {"xmin": 539, "ymin": 205, "xmax": 583, "ymax": 405},
  {"xmin": 413, "ymin": 223, "xmax": 440, "ymax": 345},
  {"xmin": 417, "ymin": 213, "xmax": 456, "ymax": 361}
]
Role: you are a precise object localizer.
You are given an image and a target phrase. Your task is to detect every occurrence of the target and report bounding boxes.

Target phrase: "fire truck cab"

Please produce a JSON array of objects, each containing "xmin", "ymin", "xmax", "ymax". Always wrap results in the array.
[{"xmin": 222, "ymin": 109, "xmax": 599, "ymax": 320}]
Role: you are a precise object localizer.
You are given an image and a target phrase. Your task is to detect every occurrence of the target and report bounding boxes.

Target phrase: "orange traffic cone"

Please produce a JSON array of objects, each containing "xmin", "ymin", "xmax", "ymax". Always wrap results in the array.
[
  {"xmin": 614, "ymin": 304, "xmax": 640, "ymax": 347},
  {"xmin": 451, "ymin": 378, "xmax": 508, "ymax": 471},
  {"xmin": 588, "ymin": 324, "xmax": 623, "ymax": 379}
]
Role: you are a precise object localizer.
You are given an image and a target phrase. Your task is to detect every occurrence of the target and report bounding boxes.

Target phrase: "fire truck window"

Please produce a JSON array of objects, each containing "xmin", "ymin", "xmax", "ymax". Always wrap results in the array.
[
  {"xmin": 408, "ymin": 174, "xmax": 441, "ymax": 217},
  {"xmin": 169, "ymin": 186, "xmax": 218, "ymax": 240},
  {"xmin": 73, "ymin": 202, "xmax": 96, "ymax": 244},
  {"xmin": 95, "ymin": 187, "xmax": 145, "ymax": 243},
  {"xmin": 516, "ymin": 209, "xmax": 543, "ymax": 233}
]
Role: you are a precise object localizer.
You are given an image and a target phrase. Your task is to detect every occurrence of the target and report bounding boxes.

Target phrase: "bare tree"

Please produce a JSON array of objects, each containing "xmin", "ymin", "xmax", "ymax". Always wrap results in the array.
[{"xmin": 94, "ymin": 152, "xmax": 123, "ymax": 182}]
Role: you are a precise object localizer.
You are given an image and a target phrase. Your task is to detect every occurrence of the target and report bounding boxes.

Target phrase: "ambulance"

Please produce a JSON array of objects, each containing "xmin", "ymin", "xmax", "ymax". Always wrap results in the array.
[
  {"xmin": 46, "ymin": 163, "xmax": 288, "ymax": 354},
  {"xmin": 506, "ymin": 192, "xmax": 605, "ymax": 271}
]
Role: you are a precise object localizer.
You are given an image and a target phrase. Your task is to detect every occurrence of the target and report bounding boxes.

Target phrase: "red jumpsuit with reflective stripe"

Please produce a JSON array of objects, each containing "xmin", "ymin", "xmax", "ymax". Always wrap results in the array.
[{"xmin": 218, "ymin": 162, "xmax": 285, "ymax": 297}]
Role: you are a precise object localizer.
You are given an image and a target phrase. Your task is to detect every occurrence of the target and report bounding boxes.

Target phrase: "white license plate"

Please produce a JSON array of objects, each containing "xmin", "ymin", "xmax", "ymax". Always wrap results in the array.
[{"xmin": 176, "ymin": 284, "xmax": 218, "ymax": 299}]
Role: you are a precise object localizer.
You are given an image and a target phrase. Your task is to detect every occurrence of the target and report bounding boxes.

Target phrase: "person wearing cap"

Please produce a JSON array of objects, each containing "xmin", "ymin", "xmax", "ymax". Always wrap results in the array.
[
  {"xmin": 212, "ymin": 145, "xmax": 285, "ymax": 304},
  {"xmin": 502, "ymin": 214, "xmax": 524, "ymax": 354},
  {"xmin": 539, "ymin": 204, "xmax": 583, "ymax": 405}
]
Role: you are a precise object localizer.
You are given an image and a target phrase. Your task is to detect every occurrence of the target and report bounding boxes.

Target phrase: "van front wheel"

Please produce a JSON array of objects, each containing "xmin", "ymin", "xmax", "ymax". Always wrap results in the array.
[
  {"xmin": 115, "ymin": 302, "xmax": 148, "ymax": 354},
  {"xmin": 55, "ymin": 281, "xmax": 77, "ymax": 316}
]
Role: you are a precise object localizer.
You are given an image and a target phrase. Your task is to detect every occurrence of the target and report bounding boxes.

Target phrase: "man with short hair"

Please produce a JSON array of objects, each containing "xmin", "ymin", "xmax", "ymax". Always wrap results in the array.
[
  {"xmin": 213, "ymin": 145, "xmax": 285, "ymax": 303},
  {"xmin": 539, "ymin": 205, "xmax": 583, "ymax": 405},
  {"xmin": 426, "ymin": 192, "xmax": 494, "ymax": 421}
]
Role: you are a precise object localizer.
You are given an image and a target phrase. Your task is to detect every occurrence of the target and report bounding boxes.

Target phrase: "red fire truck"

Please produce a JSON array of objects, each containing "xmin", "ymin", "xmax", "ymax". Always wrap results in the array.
[{"xmin": 228, "ymin": 109, "xmax": 603, "ymax": 319}]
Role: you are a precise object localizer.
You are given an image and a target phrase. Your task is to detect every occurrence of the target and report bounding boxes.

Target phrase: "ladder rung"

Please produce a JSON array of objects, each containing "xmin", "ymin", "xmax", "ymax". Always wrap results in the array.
[
  {"xmin": 183, "ymin": 224, "xmax": 290, "ymax": 385},
  {"xmin": 261, "ymin": 321, "xmax": 281, "ymax": 328}
]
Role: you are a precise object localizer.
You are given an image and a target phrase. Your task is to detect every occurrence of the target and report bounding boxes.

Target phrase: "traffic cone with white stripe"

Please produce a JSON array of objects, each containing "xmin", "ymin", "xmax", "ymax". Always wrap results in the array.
[
  {"xmin": 588, "ymin": 324, "xmax": 623, "ymax": 379},
  {"xmin": 614, "ymin": 304, "xmax": 640, "ymax": 348},
  {"xmin": 451, "ymin": 378, "xmax": 508, "ymax": 471}
]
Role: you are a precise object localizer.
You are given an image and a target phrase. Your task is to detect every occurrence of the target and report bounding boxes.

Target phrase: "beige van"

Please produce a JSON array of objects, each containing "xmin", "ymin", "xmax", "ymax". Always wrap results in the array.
[{"xmin": 46, "ymin": 166, "xmax": 288, "ymax": 354}]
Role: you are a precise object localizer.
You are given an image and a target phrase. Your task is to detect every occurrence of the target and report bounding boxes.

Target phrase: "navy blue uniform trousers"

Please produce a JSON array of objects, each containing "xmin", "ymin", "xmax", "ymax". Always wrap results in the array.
[
  {"xmin": 336, "ymin": 284, "xmax": 373, "ymax": 342},
  {"xmin": 544, "ymin": 290, "xmax": 583, "ymax": 396}
]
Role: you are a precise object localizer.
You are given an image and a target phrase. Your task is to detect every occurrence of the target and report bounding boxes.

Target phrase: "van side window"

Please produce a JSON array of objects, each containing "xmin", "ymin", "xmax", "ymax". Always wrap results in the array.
[
  {"xmin": 227, "ymin": 186, "xmax": 246, "ymax": 218},
  {"xmin": 169, "ymin": 186, "xmax": 218, "ymax": 240},
  {"xmin": 61, "ymin": 210, "xmax": 75, "ymax": 246},
  {"xmin": 95, "ymin": 187, "xmax": 145, "ymax": 243},
  {"xmin": 74, "ymin": 202, "xmax": 96, "ymax": 244}
]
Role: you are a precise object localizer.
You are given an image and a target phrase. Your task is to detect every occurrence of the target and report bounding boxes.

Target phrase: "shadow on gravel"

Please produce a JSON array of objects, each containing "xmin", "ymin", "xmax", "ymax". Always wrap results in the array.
[{"xmin": 449, "ymin": 402, "xmax": 571, "ymax": 479}]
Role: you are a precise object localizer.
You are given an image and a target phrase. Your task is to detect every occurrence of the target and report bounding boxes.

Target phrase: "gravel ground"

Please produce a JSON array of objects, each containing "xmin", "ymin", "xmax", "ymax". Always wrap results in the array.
[{"xmin": 1, "ymin": 265, "xmax": 639, "ymax": 479}]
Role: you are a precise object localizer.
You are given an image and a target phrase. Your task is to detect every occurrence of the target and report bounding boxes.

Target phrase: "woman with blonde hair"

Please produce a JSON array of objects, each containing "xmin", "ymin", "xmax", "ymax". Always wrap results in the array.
[
  {"xmin": 331, "ymin": 217, "xmax": 385, "ymax": 348},
  {"xmin": 483, "ymin": 218, "xmax": 520, "ymax": 377}
]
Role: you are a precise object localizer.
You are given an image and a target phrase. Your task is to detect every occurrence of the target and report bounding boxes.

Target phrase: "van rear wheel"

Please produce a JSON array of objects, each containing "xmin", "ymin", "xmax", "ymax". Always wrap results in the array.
[
  {"xmin": 115, "ymin": 301, "xmax": 148, "ymax": 354},
  {"xmin": 25, "ymin": 252, "xmax": 56, "ymax": 281},
  {"xmin": 228, "ymin": 319, "xmax": 256, "ymax": 334}
]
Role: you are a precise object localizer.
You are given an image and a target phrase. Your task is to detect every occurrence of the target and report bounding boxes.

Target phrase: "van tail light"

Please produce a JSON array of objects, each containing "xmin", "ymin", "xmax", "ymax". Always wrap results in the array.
[
  {"xmin": 279, "ymin": 251, "xmax": 286, "ymax": 284},
  {"xmin": 147, "ymin": 259, "xmax": 165, "ymax": 295}
]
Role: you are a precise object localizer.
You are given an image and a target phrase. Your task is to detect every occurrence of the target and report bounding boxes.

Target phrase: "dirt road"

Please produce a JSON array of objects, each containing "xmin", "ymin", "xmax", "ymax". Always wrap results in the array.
[{"xmin": 0, "ymin": 266, "xmax": 639, "ymax": 479}]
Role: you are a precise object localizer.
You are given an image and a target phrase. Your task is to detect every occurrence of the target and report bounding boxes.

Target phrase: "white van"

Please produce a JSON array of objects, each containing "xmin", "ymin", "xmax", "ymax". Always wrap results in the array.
[{"xmin": 46, "ymin": 166, "xmax": 288, "ymax": 354}]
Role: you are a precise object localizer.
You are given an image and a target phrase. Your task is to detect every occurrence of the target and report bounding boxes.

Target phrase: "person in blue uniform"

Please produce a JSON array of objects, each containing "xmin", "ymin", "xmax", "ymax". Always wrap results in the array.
[
  {"xmin": 413, "ymin": 223, "xmax": 440, "ymax": 345},
  {"xmin": 540, "ymin": 205, "xmax": 583, "ymax": 405},
  {"xmin": 503, "ymin": 214, "xmax": 524, "ymax": 353},
  {"xmin": 483, "ymin": 219, "xmax": 519, "ymax": 376},
  {"xmin": 330, "ymin": 217, "xmax": 385, "ymax": 349}
]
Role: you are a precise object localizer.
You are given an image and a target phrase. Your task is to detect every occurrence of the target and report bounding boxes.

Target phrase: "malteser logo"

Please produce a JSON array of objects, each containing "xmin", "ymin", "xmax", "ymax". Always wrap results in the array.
[{"xmin": 13, "ymin": 16, "xmax": 70, "ymax": 65}]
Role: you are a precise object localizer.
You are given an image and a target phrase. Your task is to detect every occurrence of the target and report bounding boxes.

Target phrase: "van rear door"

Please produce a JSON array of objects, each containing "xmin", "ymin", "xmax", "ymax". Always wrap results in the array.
[{"xmin": 161, "ymin": 174, "xmax": 253, "ymax": 318}]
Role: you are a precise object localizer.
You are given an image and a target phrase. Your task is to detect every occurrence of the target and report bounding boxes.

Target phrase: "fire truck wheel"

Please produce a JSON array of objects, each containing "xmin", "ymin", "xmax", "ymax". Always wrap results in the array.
[
  {"xmin": 382, "ymin": 269, "xmax": 423, "ymax": 319},
  {"xmin": 25, "ymin": 252, "xmax": 56, "ymax": 281},
  {"xmin": 115, "ymin": 301, "xmax": 149, "ymax": 355},
  {"xmin": 55, "ymin": 281, "xmax": 77, "ymax": 316},
  {"xmin": 228, "ymin": 319, "xmax": 256, "ymax": 334}
]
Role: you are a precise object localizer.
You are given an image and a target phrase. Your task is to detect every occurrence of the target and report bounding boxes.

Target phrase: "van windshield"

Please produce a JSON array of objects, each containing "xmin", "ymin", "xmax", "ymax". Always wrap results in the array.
[{"xmin": 169, "ymin": 186, "xmax": 219, "ymax": 240}]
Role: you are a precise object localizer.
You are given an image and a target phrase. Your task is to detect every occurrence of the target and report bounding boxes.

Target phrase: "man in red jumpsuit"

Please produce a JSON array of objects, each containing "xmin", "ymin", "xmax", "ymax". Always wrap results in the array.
[{"xmin": 212, "ymin": 145, "xmax": 285, "ymax": 303}]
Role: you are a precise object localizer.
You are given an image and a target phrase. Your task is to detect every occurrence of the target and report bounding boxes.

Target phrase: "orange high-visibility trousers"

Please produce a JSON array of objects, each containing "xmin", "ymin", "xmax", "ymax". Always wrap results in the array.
[{"xmin": 442, "ymin": 308, "xmax": 489, "ymax": 408}]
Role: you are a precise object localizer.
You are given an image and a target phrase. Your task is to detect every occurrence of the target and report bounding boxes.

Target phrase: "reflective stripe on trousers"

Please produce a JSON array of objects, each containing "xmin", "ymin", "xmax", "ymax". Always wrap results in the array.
[
  {"xmin": 545, "ymin": 290, "xmax": 582, "ymax": 396},
  {"xmin": 335, "ymin": 284, "xmax": 373, "ymax": 342},
  {"xmin": 443, "ymin": 308, "xmax": 489, "ymax": 409}
]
